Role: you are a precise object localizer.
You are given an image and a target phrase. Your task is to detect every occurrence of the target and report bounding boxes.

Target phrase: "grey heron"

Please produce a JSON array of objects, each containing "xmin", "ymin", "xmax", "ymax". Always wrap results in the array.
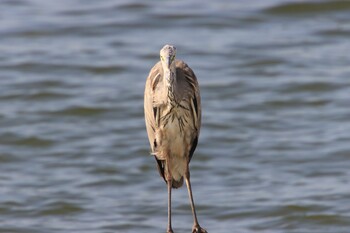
[{"xmin": 144, "ymin": 45, "xmax": 207, "ymax": 233}]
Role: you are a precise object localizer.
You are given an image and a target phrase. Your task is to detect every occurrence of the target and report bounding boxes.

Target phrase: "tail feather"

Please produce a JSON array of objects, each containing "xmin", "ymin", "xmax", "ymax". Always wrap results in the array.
[
  {"xmin": 171, "ymin": 177, "xmax": 183, "ymax": 189},
  {"xmin": 154, "ymin": 156, "xmax": 184, "ymax": 189}
]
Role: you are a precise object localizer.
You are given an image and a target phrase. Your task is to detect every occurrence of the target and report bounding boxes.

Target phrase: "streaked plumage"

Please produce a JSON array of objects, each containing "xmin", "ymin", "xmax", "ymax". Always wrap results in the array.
[{"xmin": 144, "ymin": 45, "xmax": 207, "ymax": 233}]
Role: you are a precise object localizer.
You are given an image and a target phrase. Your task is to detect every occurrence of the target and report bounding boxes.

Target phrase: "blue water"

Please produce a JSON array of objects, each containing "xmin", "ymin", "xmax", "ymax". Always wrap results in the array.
[{"xmin": 1, "ymin": 0, "xmax": 350, "ymax": 232}]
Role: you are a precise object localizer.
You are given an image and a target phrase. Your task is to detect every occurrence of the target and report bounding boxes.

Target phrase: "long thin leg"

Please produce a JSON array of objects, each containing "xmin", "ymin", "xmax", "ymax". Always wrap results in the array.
[
  {"xmin": 167, "ymin": 179, "xmax": 174, "ymax": 233},
  {"xmin": 185, "ymin": 171, "xmax": 207, "ymax": 233}
]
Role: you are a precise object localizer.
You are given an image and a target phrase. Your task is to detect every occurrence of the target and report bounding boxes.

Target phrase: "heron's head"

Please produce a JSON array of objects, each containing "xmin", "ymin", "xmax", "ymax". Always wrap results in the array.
[{"xmin": 160, "ymin": 44, "xmax": 176, "ymax": 71}]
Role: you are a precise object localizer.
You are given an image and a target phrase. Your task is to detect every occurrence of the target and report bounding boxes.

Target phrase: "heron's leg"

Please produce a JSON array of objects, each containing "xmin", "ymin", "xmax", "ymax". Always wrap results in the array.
[
  {"xmin": 184, "ymin": 171, "xmax": 207, "ymax": 233},
  {"xmin": 165, "ymin": 159, "xmax": 174, "ymax": 233},
  {"xmin": 166, "ymin": 178, "xmax": 174, "ymax": 233}
]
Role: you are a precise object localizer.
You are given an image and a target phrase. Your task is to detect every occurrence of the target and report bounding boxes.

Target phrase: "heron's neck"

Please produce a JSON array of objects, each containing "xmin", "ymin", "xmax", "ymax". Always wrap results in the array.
[
  {"xmin": 164, "ymin": 66, "xmax": 177, "ymax": 103},
  {"xmin": 164, "ymin": 66, "xmax": 176, "ymax": 88}
]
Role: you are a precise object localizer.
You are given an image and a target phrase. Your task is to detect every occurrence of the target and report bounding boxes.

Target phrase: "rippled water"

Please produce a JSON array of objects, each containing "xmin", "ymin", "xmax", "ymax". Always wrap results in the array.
[{"xmin": 1, "ymin": 0, "xmax": 350, "ymax": 232}]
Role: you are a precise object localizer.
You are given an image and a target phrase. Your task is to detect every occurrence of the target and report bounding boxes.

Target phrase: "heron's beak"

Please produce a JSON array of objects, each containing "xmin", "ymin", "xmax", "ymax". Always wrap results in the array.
[{"xmin": 165, "ymin": 56, "xmax": 171, "ymax": 69}]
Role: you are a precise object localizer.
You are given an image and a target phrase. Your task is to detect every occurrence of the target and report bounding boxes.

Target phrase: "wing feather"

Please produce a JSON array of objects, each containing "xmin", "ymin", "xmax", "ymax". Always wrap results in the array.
[
  {"xmin": 176, "ymin": 60, "xmax": 201, "ymax": 161},
  {"xmin": 144, "ymin": 62, "xmax": 162, "ymax": 152},
  {"xmin": 144, "ymin": 62, "xmax": 167, "ymax": 182}
]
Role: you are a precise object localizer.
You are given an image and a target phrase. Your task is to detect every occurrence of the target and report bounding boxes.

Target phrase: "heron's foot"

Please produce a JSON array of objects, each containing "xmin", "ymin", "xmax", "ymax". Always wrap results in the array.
[
  {"xmin": 192, "ymin": 225, "xmax": 207, "ymax": 233},
  {"xmin": 167, "ymin": 228, "xmax": 174, "ymax": 233}
]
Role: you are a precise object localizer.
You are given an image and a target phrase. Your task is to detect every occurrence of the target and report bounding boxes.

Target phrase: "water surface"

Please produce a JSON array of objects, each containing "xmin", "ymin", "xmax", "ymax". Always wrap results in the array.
[{"xmin": 1, "ymin": 0, "xmax": 350, "ymax": 232}]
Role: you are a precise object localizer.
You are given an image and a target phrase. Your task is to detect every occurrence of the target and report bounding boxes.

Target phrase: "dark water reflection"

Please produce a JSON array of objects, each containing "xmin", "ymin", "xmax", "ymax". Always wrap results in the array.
[{"xmin": 1, "ymin": 0, "xmax": 350, "ymax": 232}]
